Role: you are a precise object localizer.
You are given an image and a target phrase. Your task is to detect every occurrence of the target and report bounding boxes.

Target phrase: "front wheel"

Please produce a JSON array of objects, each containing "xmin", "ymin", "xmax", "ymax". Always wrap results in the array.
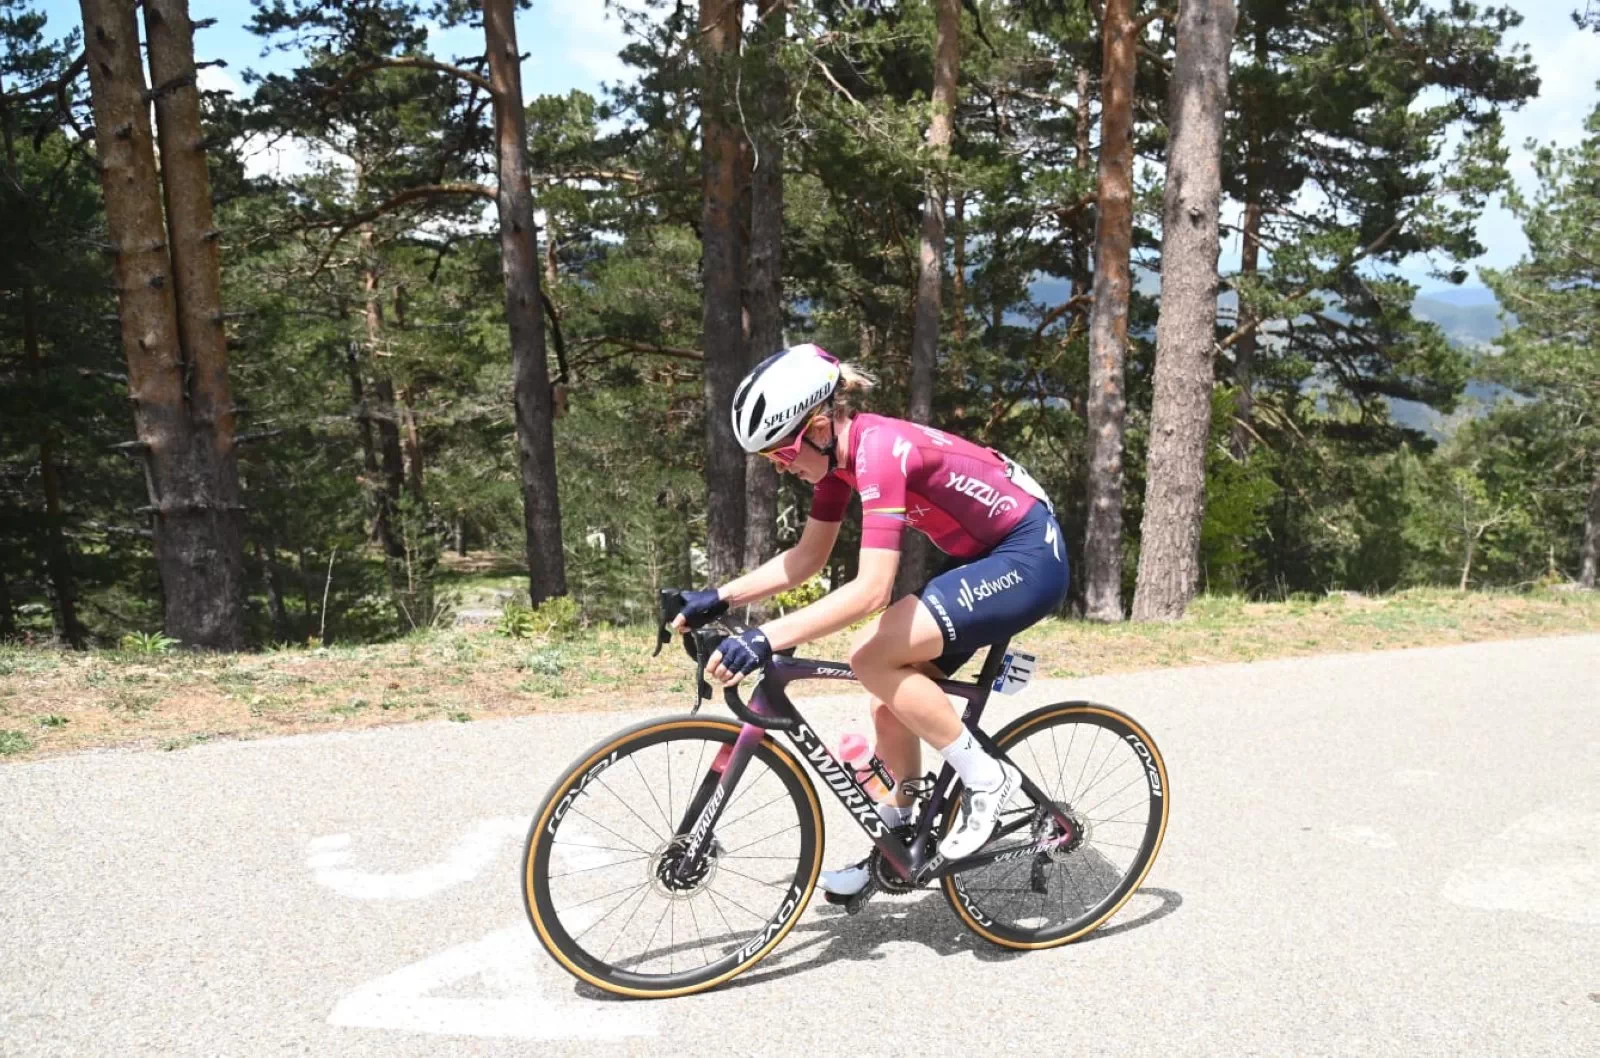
[
  {"xmin": 942, "ymin": 701, "xmax": 1170, "ymax": 948},
  {"xmin": 522, "ymin": 715, "xmax": 824, "ymax": 998}
]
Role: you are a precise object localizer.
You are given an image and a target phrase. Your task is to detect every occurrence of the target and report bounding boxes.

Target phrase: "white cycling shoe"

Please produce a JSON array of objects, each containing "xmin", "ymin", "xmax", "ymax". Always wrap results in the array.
[
  {"xmin": 937, "ymin": 762, "xmax": 1023, "ymax": 860},
  {"xmin": 819, "ymin": 859, "xmax": 872, "ymax": 898}
]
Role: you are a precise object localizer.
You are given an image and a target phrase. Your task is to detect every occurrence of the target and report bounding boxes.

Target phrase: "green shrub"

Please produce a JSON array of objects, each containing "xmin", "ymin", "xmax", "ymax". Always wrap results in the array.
[
  {"xmin": 496, "ymin": 603, "xmax": 538, "ymax": 639},
  {"xmin": 120, "ymin": 631, "xmax": 179, "ymax": 655},
  {"xmin": 772, "ymin": 577, "xmax": 828, "ymax": 613},
  {"xmin": 496, "ymin": 597, "xmax": 584, "ymax": 640},
  {"xmin": 0, "ymin": 729, "xmax": 35, "ymax": 755},
  {"xmin": 522, "ymin": 647, "xmax": 565, "ymax": 676}
]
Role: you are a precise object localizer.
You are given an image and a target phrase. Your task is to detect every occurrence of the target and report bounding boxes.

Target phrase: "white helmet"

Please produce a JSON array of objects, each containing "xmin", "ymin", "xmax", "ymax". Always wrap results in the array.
[{"xmin": 731, "ymin": 344, "xmax": 842, "ymax": 453}]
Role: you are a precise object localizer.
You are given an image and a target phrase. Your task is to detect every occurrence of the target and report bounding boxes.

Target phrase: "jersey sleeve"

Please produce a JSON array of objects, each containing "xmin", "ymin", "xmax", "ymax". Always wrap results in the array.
[
  {"xmin": 856, "ymin": 425, "xmax": 918, "ymax": 552},
  {"xmin": 808, "ymin": 473, "xmax": 851, "ymax": 523}
]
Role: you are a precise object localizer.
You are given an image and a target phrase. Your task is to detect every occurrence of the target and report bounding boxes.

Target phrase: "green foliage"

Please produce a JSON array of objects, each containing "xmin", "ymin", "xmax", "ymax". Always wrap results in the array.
[
  {"xmin": 1201, "ymin": 394, "xmax": 1279, "ymax": 593},
  {"xmin": 119, "ymin": 632, "xmax": 179, "ymax": 656},
  {"xmin": 0, "ymin": 0, "xmax": 1580, "ymax": 657},
  {"xmin": 772, "ymin": 577, "xmax": 829, "ymax": 613},
  {"xmin": 496, "ymin": 596, "xmax": 582, "ymax": 641},
  {"xmin": 0, "ymin": 728, "xmax": 34, "ymax": 756}
]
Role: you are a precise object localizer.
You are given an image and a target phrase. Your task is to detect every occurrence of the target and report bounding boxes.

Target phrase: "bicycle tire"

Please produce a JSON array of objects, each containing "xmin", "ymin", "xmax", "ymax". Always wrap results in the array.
[
  {"xmin": 523, "ymin": 715, "xmax": 824, "ymax": 998},
  {"xmin": 941, "ymin": 701, "xmax": 1169, "ymax": 949}
]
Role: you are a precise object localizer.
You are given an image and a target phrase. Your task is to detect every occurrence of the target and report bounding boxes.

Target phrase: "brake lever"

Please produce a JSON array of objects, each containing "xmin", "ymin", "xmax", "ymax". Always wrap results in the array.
[{"xmin": 653, "ymin": 588, "xmax": 687, "ymax": 658}]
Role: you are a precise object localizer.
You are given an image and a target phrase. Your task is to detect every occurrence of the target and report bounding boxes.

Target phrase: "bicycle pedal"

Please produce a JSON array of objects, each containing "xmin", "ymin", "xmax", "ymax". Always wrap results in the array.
[{"xmin": 844, "ymin": 880, "xmax": 878, "ymax": 915}]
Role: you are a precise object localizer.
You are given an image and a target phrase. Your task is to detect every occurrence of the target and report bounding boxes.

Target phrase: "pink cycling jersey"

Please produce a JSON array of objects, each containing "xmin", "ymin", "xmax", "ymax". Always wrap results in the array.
[{"xmin": 809, "ymin": 413, "xmax": 1038, "ymax": 558}]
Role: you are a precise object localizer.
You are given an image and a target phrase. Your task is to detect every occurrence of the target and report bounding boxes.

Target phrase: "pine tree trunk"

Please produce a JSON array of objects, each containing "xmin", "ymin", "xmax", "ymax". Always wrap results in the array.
[
  {"xmin": 259, "ymin": 538, "xmax": 289, "ymax": 641},
  {"xmin": 22, "ymin": 283, "xmax": 85, "ymax": 648},
  {"xmin": 1229, "ymin": 18, "xmax": 1269, "ymax": 457},
  {"xmin": 743, "ymin": 0, "xmax": 786, "ymax": 591},
  {"xmin": 1580, "ymin": 460, "xmax": 1600, "ymax": 589},
  {"xmin": 1082, "ymin": 0, "xmax": 1138, "ymax": 622},
  {"xmin": 952, "ymin": 189, "xmax": 967, "ymax": 343},
  {"xmin": 1131, "ymin": 0, "xmax": 1236, "ymax": 622},
  {"xmin": 1072, "ymin": 64, "xmax": 1093, "ymax": 301},
  {"xmin": 909, "ymin": 0, "xmax": 959, "ymax": 426},
  {"xmin": 485, "ymin": 0, "xmax": 567, "ymax": 604},
  {"xmin": 896, "ymin": 0, "xmax": 960, "ymax": 602},
  {"xmin": 343, "ymin": 339, "xmax": 390, "ymax": 549},
  {"xmin": 2, "ymin": 76, "xmax": 85, "ymax": 648},
  {"xmin": 0, "ymin": 563, "xmax": 13, "ymax": 640},
  {"xmin": 360, "ymin": 230, "xmax": 406, "ymax": 564},
  {"xmin": 700, "ymin": 0, "xmax": 747, "ymax": 585},
  {"xmin": 81, "ymin": 0, "xmax": 243, "ymax": 648}
]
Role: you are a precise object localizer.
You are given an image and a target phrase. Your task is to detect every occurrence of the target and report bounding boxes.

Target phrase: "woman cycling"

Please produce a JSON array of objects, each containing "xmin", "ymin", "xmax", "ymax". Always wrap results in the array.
[{"xmin": 672, "ymin": 343, "xmax": 1069, "ymax": 897}]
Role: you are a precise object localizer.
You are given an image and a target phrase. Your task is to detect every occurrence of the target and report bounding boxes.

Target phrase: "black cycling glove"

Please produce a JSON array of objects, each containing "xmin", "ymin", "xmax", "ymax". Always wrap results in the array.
[{"xmin": 677, "ymin": 588, "xmax": 729, "ymax": 629}]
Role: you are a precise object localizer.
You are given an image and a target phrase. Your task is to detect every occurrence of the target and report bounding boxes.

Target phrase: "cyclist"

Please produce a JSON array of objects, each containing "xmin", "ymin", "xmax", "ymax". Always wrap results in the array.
[{"xmin": 672, "ymin": 343, "xmax": 1068, "ymax": 897}]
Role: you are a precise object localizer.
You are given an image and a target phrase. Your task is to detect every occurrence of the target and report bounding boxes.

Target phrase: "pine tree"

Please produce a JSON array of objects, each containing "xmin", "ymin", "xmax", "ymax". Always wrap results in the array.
[
  {"xmin": 79, "ymin": 0, "xmax": 245, "ymax": 648},
  {"xmin": 1132, "ymin": 0, "xmax": 1236, "ymax": 621},
  {"xmin": 1481, "ymin": 93, "xmax": 1600, "ymax": 587}
]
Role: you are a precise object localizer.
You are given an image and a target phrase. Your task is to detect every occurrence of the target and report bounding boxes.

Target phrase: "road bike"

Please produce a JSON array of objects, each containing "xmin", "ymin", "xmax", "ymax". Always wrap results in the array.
[{"xmin": 521, "ymin": 590, "xmax": 1169, "ymax": 998}]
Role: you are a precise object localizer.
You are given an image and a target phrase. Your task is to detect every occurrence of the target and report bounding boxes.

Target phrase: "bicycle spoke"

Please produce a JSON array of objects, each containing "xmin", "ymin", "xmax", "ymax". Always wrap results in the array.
[
  {"xmin": 685, "ymin": 890, "xmax": 710, "ymax": 968},
  {"xmin": 705, "ymin": 884, "xmax": 770, "ymax": 923},
  {"xmin": 554, "ymin": 840, "xmax": 647, "ymax": 854},
  {"xmin": 596, "ymin": 773, "xmax": 669, "ymax": 845},
  {"xmin": 713, "ymin": 862, "xmax": 788, "ymax": 890},
  {"xmin": 1074, "ymin": 736, "xmax": 1123, "ymax": 807},
  {"xmin": 1071, "ymin": 727, "xmax": 1100, "ymax": 803},
  {"xmin": 547, "ymin": 854, "xmax": 651, "ymax": 879},
  {"xmin": 631, "ymin": 753, "xmax": 674, "ymax": 834},
  {"xmin": 558, "ymin": 877, "xmax": 657, "ymax": 914},
  {"xmin": 718, "ymin": 790, "xmax": 790, "ymax": 831},
  {"xmin": 722, "ymin": 822, "xmax": 798, "ymax": 856},
  {"xmin": 566, "ymin": 805, "xmax": 653, "ymax": 856},
  {"xmin": 573, "ymin": 882, "xmax": 647, "ymax": 944},
  {"xmin": 1079, "ymin": 768, "xmax": 1146, "ymax": 818}
]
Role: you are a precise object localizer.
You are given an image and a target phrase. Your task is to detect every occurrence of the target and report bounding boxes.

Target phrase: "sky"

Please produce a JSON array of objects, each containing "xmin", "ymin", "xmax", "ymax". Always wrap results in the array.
[{"xmin": 26, "ymin": 0, "xmax": 1600, "ymax": 294}]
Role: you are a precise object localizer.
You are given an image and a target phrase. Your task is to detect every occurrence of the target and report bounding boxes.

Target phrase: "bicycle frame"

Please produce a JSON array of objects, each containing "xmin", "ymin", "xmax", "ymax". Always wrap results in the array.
[{"xmin": 670, "ymin": 638, "xmax": 1080, "ymax": 889}]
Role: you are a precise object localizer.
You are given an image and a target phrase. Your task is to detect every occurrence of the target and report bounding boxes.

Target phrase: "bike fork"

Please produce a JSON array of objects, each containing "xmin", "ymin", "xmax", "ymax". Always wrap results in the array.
[{"xmin": 671, "ymin": 722, "xmax": 766, "ymax": 881}]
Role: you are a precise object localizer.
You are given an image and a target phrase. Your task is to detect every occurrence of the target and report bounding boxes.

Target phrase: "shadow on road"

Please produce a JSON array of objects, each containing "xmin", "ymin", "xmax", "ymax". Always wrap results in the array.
[
  {"xmin": 569, "ymin": 883, "xmax": 1183, "ymax": 1001},
  {"xmin": 732, "ymin": 884, "xmax": 1184, "ymax": 990}
]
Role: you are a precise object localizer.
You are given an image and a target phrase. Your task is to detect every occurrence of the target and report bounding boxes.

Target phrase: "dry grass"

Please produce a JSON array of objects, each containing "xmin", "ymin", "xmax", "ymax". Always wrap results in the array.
[{"xmin": 2, "ymin": 587, "xmax": 1597, "ymax": 761}]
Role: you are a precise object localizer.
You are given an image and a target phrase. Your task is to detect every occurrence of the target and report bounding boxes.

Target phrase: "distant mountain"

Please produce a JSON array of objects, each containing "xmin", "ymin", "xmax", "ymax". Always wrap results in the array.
[
  {"xmin": 1411, "ymin": 288, "xmax": 1513, "ymax": 350},
  {"xmin": 1019, "ymin": 277, "xmax": 1517, "ymax": 438}
]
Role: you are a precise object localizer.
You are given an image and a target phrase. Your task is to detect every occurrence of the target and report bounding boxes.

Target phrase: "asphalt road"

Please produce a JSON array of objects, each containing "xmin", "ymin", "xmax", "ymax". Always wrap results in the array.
[{"xmin": 2, "ymin": 636, "xmax": 1597, "ymax": 1058}]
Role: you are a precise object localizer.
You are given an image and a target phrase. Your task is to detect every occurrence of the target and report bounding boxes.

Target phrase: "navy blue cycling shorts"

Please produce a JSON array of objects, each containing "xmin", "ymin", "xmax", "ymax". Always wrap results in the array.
[{"xmin": 918, "ymin": 502, "xmax": 1070, "ymax": 676}]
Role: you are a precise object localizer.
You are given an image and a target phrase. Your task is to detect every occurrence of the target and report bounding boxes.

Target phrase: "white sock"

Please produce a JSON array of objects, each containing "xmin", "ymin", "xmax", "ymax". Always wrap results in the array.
[
  {"xmin": 875, "ymin": 801, "xmax": 913, "ymax": 827},
  {"xmin": 939, "ymin": 729, "xmax": 1004, "ymax": 792}
]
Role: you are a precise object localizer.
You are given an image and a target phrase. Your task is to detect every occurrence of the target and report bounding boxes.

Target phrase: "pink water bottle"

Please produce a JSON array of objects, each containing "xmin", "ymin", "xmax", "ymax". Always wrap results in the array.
[{"xmin": 838, "ymin": 732, "xmax": 896, "ymax": 800}]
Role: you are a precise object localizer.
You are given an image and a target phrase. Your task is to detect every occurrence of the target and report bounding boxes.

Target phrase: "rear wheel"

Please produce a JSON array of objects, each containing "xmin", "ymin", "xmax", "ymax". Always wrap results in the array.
[
  {"xmin": 523, "ymin": 716, "xmax": 824, "ymax": 998},
  {"xmin": 941, "ymin": 702, "xmax": 1169, "ymax": 948}
]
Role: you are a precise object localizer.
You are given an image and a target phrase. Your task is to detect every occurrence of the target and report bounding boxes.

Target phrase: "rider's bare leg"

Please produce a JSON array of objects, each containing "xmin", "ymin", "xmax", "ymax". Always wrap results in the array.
[
  {"xmin": 867, "ymin": 667, "xmax": 941, "ymax": 808},
  {"xmin": 850, "ymin": 596, "xmax": 964, "ymax": 748}
]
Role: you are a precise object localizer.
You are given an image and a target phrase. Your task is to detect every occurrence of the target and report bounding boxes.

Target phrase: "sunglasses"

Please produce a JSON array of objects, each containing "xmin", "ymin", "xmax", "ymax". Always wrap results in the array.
[{"xmin": 760, "ymin": 429, "xmax": 809, "ymax": 467}]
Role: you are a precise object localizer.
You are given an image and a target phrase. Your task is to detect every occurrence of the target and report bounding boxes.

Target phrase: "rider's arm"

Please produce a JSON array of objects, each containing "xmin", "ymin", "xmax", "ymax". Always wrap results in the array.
[
  {"xmin": 759, "ymin": 547, "xmax": 899, "ymax": 651},
  {"xmin": 715, "ymin": 516, "xmax": 841, "ymax": 607}
]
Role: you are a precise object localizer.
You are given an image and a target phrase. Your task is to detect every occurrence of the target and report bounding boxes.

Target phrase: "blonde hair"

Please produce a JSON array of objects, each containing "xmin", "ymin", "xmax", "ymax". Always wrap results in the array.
[{"xmin": 806, "ymin": 361, "xmax": 876, "ymax": 435}]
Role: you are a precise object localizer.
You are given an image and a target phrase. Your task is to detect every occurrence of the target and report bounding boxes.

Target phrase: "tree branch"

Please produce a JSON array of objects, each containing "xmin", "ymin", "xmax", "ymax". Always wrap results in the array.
[
  {"xmin": 1134, "ymin": 7, "xmax": 1176, "ymax": 33},
  {"xmin": 304, "ymin": 182, "xmax": 496, "ymax": 278},
  {"xmin": 1221, "ymin": 214, "xmax": 1410, "ymax": 350},
  {"xmin": 322, "ymin": 56, "xmax": 493, "ymax": 100},
  {"xmin": 575, "ymin": 336, "xmax": 704, "ymax": 361},
  {"xmin": 2, "ymin": 51, "xmax": 86, "ymax": 103}
]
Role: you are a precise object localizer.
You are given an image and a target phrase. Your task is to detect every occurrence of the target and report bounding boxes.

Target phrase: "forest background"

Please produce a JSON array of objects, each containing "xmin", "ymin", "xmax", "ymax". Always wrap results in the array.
[{"xmin": 2, "ymin": 0, "xmax": 1598, "ymax": 657}]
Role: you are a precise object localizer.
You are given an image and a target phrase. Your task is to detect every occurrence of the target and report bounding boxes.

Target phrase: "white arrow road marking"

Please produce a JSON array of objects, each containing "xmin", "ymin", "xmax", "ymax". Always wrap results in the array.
[
  {"xmin": 329, "ymin": 925, "xmax": 656, "ymax": 1040},
  {"xmin": 1441, "ymin": 800, "xmax": 1600, "ymax": 925},
  {"xmin": 307, "ymin": 818, "xmax": 527, "ymax": 900}
]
